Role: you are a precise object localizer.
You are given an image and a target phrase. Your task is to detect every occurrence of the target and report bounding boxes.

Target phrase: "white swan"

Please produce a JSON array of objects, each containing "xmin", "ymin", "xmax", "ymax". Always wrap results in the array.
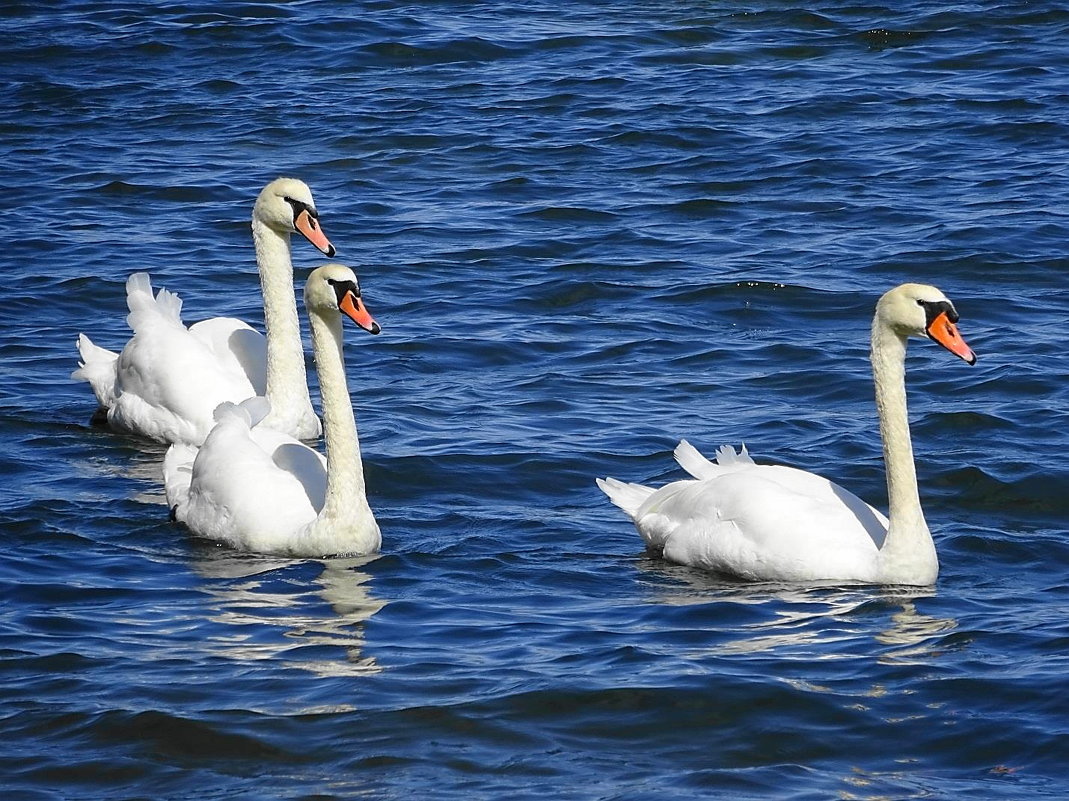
[
  {"xmin": 597, "ymin": 283, "xmax": 977, "ymax": 585},
  {"xmin": 72, "ymin": 177, "xmax": 334, "ymax": 445},
  {"xmin": 163, "ymin": 263, "xmax": 382, "ymax": 558}
]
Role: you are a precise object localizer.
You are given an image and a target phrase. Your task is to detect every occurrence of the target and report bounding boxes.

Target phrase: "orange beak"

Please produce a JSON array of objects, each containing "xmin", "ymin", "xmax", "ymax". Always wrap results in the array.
[
  {"xmin": 294, "ymin": 208, "xmax": 336, "ymax": 257},
  {"xmin": 926, "ymin": 311, "xmax": 976, "ymax": 365},
  {"xmin": 339, "ymin": 290, "xmax": 380, "ymax": 335}
]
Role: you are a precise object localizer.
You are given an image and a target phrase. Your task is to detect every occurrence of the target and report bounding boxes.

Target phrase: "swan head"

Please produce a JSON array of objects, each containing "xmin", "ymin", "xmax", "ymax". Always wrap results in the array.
[
  {"xmin": 254, "ymin": 177, "xmax": 336, "ymax": 257},
  {"xmin": 876, "ymin": 283, "xmax": 976, "ymax": 364},
  {"xmin": 305, "ymin": 263, "xmax": 381, "ymax": 335}
]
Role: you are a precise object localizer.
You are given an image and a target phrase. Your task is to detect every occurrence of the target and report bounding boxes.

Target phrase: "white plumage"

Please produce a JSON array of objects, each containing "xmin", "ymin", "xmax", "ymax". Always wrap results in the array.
[
  {"xmin": 73, "ymin": 177, "xmax": 333, "ymax": 445},
  {"xmin": 164, "ymin": 264, "xmax": 382, "ymax": 558},
  {"xmin": 598, "ymin": 283, "xmax": 977, "ymax": 586}
]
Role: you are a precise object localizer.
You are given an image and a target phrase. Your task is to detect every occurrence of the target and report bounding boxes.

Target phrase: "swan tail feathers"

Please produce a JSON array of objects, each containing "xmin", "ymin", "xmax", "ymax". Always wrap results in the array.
[
  {"xmin": 162, "ymin": 441, "xmax": 197, "ymax": 511},
  {"xmin": 211, "ymin": 397, "xmax": 270, "ymax": 429},
  {"xmin": 71, "ymin": 333, "xmax": 119, "ymax": 407},
  {"xmin": 238, "ymin": 396, "xmax": 271, "ymax": 428},
  {"xmin": 715, "ymin": 443, "xmax": 754, "ymax": 465},
  {"xmin": 674, "ymin": 440, "xmax": 754, "ymax": 479},
  {"xmin": 125, "ymin": 272, "xmax": 184, "ymax": 330},
  {"xmin": 674, "ymin": 439, "xmax": 717, "ymax": 479},
  {"xmin": 596, "ymin": 476, "xmax": 655, "ymax": 519},
  {"xmin": 675, "ymin": 440, "xmax": 752, "ymax": 479},
  {"xmin": 212, "ymin": 401, "xmax": 249, "ymax": 426}
]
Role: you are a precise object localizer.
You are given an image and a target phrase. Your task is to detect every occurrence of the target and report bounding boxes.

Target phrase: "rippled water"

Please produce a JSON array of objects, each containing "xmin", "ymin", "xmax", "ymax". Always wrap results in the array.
[{"xmin": 2, "ymin": 1, "xmax": 1068, "ymax": 798}]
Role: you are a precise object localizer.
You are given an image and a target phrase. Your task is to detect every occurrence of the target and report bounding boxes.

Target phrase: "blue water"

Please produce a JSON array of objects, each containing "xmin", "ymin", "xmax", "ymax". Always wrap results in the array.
[{"xmin": 2, "ymin": 1, "xmax": 1068, "ymax": 798}]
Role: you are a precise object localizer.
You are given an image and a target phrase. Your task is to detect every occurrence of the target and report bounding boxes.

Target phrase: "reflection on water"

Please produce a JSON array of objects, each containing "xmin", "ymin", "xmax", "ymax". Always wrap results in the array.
[
  {"xmin": 191, "ymin": 549, "xmax": 386, "ymax": 681},
  {"xmin": 73, "ymin": 430, "xmax": 389, "ymax": 682},
  {"xmin": 718, "ymin": 596, "xmax": 957, "ymax": 666},
  {"xmin": 874, "ymin": 600, "xmax": 959, "ymax": 664},
  {"xmin": 639, "ymin": 558, "xmax": 957, "ymax": 664},
  {"xmin": 73, "ymin": 439, "xmax": 170, "ymax": 506}
]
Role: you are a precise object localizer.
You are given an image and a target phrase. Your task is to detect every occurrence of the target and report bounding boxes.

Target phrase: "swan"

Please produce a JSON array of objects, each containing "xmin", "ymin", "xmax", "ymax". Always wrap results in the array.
[
  {"xmin": 596, "ymin": 283, "xmax": 977, "ymax": 585},
  {"xmin": 163, "ymin": 263, "xmax": 382, "ymax": 558},
  {"xmin": 72, "ymin": 177, "xmax": 334, "ymax": 445}
]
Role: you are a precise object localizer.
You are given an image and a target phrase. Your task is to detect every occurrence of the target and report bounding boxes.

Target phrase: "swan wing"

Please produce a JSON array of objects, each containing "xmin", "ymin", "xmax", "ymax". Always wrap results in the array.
[
  {"xmin": 103, "ymin": 274, "xmax": 257, "ymax": 444},
  {"xmin": 110, "ymin": 323, "xmax": 256, "ymax": 444},
  {"xmin": 248, "ymin": 420, "xmax": 328, "ymax": 513},
  {"xmin": 597, "ymin": 442, "xmax": 755, "ymax": 521},
  {"xmin": 189, "ymin": 317, "xmax": 268, "ymax": 396},
  {"xmin": 632, "ymin": 461, "xmax": 888, "ymax": 582},
  {"xmin": 188, "ymin": 314, "xmax": 320, "ymax": 441},
  {"xmin": 168, "ymin": 403, "xmax": 322, "ymax": 552}
]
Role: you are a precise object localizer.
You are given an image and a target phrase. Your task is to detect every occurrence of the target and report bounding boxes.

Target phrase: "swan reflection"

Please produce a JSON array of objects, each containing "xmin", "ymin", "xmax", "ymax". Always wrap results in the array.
[
  {"xmin": 638, "ymin": 557, "xmax": 957, "ymax": 663},
  {"xmin": 873, "ymin": 600, "xmax": 958, "ymax": 663},
  {"xmin": 73, "ymin": 437, "xmax": 170, "ymax": 505},
  {"xmin": 190, "ymin": 548, "xmax": 386, "ymax": 679}
]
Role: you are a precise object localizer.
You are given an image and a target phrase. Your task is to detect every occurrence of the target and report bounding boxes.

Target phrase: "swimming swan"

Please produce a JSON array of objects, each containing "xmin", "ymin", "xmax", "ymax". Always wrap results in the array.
[
  {"xmin": 163, "ymin": 264, "xmax": 382, "ymax": 557},
  {"xmin": 597, "ymin": 283, "xmax": 977, "ymax": 585},
  {"xmin": 73, "ymin": 178, "xmax": 334, "ymax": 445}
]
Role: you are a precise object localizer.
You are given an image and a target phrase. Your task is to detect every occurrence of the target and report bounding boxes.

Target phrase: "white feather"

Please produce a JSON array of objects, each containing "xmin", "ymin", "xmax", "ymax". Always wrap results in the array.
[
  {"xmin": 596, "ymin": 283, "xmax": 976, "ymax": 585},
  {"xmin": 72, "ymin": 178, "xmax": 328, "ymax": 445},
  {"xmin": 165, "ymin": 265, "xmax": 380, "ymax": 558}
]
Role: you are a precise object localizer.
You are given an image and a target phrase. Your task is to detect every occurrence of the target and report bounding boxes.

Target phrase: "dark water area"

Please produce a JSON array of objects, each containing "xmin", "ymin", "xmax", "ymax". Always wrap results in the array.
[{"xmin": 2, "ymin": 1, "xmax": 1068, "ymax": 798}]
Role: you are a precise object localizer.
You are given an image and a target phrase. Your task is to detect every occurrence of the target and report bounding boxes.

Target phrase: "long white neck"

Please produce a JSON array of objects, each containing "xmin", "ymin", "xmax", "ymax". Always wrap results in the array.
[
  {"xmin": 305, "ymin": 308, "xmax": 380, "ymax": 553},
  {"xmin": 870, "ymin": 320, "xmax": 938, "ymax": 583},
  {"xmin": 251, "ymin": 216, "xmax": 319, "ymax": 437}
]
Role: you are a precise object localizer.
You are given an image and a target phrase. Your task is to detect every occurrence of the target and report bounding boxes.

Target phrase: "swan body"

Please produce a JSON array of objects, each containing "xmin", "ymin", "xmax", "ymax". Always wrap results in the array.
[
  {"xmin": 73, "ymin": 178, "xmax": 334, "ymax": 445},
  {"xmin": 165, "ymin": 264, "xmax": 382, "ymax": 558},
  {"xmin": 597, "ymin": 283, "xmax": 977, "ymax": 586}
]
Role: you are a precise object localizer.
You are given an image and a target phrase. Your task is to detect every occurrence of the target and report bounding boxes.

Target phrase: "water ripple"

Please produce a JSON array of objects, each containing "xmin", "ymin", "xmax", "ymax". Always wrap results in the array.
[{"xmin": 2, "ymin": 0, "xmax": 1068, "ymax": 798}]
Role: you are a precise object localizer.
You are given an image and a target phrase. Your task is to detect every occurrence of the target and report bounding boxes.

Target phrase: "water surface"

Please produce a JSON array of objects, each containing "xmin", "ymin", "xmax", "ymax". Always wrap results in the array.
[{"xmin": 2, "ymin": 2, "xmax": 1068, "ymax": 798}]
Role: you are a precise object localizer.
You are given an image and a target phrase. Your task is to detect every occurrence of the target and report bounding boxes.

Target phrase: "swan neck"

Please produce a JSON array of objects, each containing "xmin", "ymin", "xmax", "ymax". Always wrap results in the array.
[
  {"xmin": 871, "ymin": 318, "xmax": 937, "ymax": 582},
  {"xmin": 308, "ymin": 310, "xmax": 374, "ymax": 532},
  {"xmin": 252, "ymin": 217, "xmax": 315, "ymax": 431}
]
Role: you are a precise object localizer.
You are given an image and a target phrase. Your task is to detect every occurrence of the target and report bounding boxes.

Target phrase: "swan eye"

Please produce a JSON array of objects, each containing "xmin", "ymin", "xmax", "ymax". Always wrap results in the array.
[
  {"xmin": 283, "ymin": 196, "xmax": 319, "ymax": 220},
  {"xmin": 327, "ymin": 278, "xmax": 360, "ymax": 305},
  {"xmin": 326, "ymin": 277, "xmax": 358, "ymax": 293},
  {"xmin": 918, "ymin": 298, "xmax": 960, "ymax": 325}
]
